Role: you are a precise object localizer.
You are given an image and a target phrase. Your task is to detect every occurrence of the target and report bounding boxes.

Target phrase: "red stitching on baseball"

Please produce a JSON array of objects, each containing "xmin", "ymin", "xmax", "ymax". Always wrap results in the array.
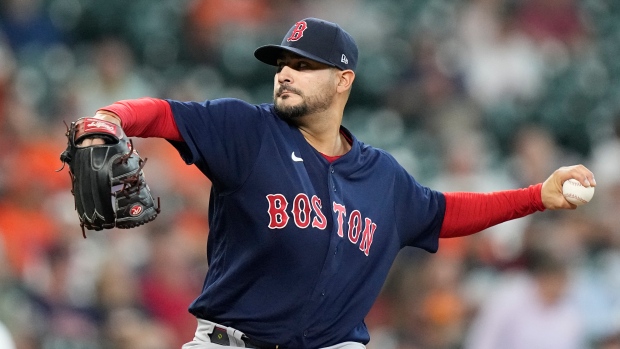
[{"xmin": 564, "ymin": 193, "xmax": 587, "ymax": 203}]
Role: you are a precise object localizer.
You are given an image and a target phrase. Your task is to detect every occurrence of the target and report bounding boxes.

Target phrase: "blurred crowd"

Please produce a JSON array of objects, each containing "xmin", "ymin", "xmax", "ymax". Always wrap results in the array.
[{"xmin": 0, "ymin": 0, "xmax": 619, "ymax": 348}]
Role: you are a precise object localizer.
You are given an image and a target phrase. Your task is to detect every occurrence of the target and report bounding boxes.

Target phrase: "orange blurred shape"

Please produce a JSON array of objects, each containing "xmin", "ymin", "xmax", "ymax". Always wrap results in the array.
[
  {"xmin": 0, "ymin": 204, "xmax": 58, "ymax": 275},
  {"xmin": 422, "ymin": 290, "xmax": 465, "ymax": 327}
]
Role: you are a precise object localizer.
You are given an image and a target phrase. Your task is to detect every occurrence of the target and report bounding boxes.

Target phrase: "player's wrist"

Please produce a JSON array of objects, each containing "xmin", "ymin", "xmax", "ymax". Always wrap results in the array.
[
  {"xmin": 94, "ymin": 110, "xmax": 122, "ymax": 126},
  {"xmin": 529, "ymin": 183, "xmax": 546, "ymax": 211}
]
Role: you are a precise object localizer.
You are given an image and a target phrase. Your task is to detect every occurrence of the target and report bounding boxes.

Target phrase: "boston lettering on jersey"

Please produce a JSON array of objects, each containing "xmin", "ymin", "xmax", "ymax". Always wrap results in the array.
[{"xmin": 266, "ymin": 193, "xmax": 377, "ymax": 256}]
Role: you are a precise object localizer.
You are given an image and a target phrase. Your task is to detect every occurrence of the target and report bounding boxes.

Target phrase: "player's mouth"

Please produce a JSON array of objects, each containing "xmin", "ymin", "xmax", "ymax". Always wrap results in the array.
[{"xmin": 277, "ymin": 86, "xmax": 301, "ymax": 98}]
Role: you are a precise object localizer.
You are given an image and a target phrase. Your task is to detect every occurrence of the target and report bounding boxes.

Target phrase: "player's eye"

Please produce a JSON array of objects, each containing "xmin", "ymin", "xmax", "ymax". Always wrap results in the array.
[
  {"xmin": 275, "ymin": 60, "xmax": 311, "ymax": 73},
  {"xmin": 276, "ymin": 60, "xmax": 290, "ymax": 73}
]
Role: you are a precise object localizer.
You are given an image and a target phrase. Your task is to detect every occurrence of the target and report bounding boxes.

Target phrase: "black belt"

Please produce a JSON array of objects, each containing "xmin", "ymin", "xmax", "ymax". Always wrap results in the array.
[{"xmin": 209, "ymin": 326, "xmax": 281, "ymax": 349}]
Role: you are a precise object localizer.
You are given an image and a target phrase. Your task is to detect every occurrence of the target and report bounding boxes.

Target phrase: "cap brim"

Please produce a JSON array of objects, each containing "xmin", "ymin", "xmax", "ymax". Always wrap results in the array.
[{"xmin": 254, "ymin": 45, "xmax": 335, "ymax": 68}]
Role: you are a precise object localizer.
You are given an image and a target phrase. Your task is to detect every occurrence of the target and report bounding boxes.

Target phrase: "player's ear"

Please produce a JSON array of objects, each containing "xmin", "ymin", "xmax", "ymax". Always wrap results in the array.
[{"xmin": 336, "ymin": 70, "xmax": 355, "ymax": 93}]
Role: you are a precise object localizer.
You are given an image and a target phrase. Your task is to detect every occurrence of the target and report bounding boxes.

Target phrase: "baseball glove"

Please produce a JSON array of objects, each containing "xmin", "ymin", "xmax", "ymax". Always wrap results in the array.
[{"xmin": 58, "ymin": 117, "xmax": 160, "ymax": 237}]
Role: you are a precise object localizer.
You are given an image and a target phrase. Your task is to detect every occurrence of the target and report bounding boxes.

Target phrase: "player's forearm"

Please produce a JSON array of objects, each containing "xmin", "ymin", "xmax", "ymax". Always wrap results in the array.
[
  {"xmin": 439, "ymin": 183, "xmax": 545, "ymax": 238},
  {"xmin": 97, "ymin": 97, "xmax": 183, "ymax": 141}
]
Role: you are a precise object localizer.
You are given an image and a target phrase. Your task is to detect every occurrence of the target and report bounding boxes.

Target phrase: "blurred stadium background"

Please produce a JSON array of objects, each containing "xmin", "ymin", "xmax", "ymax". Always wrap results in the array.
[{"xmin": 0, "ymin": 0, "xmax": 619, "ymax": 348}]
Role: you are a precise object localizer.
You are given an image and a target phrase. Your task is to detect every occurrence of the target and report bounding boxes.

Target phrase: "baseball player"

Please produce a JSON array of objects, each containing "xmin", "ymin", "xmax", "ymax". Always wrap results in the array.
[{"xmin": 78, "ymin": 18, "xmax": 595, "ymax": 349}]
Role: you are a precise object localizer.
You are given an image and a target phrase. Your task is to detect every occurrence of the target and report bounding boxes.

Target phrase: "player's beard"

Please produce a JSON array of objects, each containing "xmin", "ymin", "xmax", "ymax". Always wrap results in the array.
[{"xmin": 274, "ymin": 84, "xmax": 335, "ymax": 124}]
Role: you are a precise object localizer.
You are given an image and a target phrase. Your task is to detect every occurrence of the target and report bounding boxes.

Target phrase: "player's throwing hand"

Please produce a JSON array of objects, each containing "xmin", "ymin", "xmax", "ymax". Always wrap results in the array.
[{"xmin": 541, "ymin": 164, "xmax": 596, "ymax": 209}]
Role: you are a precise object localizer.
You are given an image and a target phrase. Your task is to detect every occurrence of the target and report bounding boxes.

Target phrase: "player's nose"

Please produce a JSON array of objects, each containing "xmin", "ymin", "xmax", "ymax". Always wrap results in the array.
[{"xmin": 277, "ymin": 65, "xmax": 294, "ymax": 84}]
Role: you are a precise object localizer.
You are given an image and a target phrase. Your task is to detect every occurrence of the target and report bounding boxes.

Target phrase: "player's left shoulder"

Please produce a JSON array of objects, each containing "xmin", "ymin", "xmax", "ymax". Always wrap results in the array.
[
  {"xmin": 359, "ymin": 142, "xmax": 400, "ymax": 165},
  {"xmin": 347, "ymin": 141, "xmax": 403, "ymax": 177}
]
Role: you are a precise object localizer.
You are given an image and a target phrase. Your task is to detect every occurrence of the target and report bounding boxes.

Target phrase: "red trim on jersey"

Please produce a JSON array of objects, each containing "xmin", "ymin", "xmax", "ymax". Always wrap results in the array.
[
  {"xmin": 322, "ymin": 153, "xmax": 341, "ymax": 163},
  {"xmin": 340, "ymin": 128, "xmax": 352, "ymax": 144},
  {"xmin": 98, "ymin": 98, "xmax": 182, "ymax": 141},
  {"xmin": 439, "ymin": 183, "xmax": 545, "ymax": 238},
  {"xmin": 321, "ymin": 129, "xmax": 353, "ymax": 163}
]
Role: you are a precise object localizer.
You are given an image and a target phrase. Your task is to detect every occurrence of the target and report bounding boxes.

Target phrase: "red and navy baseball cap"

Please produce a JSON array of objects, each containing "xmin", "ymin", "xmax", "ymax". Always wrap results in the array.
[{"xmin": 254, "ymin": 18, "xmax": 358, "ymax": 72}]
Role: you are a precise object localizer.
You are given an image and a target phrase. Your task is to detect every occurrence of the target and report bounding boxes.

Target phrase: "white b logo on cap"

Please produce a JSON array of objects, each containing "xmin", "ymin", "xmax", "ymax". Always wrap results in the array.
[{"xmin": 287, "ymin": 21, "xmax": 308, "ymax": 42}]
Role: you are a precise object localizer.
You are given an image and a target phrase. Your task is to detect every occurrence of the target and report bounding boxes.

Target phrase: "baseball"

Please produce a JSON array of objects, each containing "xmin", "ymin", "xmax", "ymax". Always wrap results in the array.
[{"xmin": 562, "ymin": 179, "xmax": 594, "ymax": 206}]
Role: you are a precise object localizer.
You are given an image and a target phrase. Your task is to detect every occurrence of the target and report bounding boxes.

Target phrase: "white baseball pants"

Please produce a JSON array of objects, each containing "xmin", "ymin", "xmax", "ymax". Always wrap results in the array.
[{"xmin": 182, "ymin": 318, "xmax": 366, "ymax": 349}]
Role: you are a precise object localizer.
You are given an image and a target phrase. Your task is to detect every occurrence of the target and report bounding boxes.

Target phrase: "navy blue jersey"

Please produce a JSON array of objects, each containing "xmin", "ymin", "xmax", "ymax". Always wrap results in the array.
[{"xmin": 167, "ymin": 98, "xmax": 446, "ymax": 348}]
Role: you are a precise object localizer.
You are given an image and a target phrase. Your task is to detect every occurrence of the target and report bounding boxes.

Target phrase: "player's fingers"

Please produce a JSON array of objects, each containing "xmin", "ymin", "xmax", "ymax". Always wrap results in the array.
[
  {"xmin": 77, "ymin": 138, "xmax": 106, "ymax": 147},
  {"xmin": 561, "ymin": 164, "xmax": 596, "ymax": 187},
  {"xmin": 542, "ymin": 165, "xmax": 595, "ymax": 210}
]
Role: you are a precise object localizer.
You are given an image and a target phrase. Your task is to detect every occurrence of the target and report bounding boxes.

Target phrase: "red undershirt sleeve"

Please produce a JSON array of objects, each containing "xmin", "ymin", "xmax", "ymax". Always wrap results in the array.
[
  {"xmin": 439, "ymin": 183, "xmax": 545, "ymax": 238},
  {"xmin": 97, "ymin": 97, "xmax": 182, "ymax": 141}
]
